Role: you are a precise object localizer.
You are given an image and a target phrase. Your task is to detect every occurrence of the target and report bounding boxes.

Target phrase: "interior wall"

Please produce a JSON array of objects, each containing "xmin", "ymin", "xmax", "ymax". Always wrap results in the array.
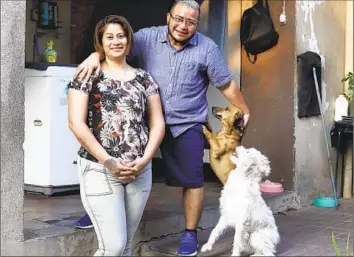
[
  {"xmin": 25, "ymin": 0, "xmax": 71, "ymax": 63},
  {"xmin": 240, "ymin": 0, "xmax": 296, "ymax": 190},
  {"xmin": 71, "ymin": 0, "xmax": 175, "ymax": 64},
  {"xmin": 70, "ymin": 0, "xmax": 96, "ymax": 64}
]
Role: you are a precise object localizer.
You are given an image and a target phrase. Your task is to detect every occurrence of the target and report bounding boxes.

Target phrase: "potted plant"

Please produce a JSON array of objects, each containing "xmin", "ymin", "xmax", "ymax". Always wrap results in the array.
[{"xmin": 342, "ymin": 72, "xmax": 353, "ymax": 115}]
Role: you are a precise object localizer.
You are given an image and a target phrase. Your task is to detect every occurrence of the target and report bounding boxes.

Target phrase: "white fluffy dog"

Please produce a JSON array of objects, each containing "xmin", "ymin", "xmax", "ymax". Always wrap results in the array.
[{"xmin": 201, "ymin": 146, "xmax": 280, "ymax": 256}]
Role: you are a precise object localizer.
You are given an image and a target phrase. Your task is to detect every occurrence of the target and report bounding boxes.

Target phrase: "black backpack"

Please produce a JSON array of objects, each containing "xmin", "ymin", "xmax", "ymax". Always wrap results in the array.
[
  {"xmin": 240, "ymin": 0, "xmax": 279, "ymax": 64},
  {"xmin": 296, "ymin": 51, "xmax": 322, "ymax": 118}
]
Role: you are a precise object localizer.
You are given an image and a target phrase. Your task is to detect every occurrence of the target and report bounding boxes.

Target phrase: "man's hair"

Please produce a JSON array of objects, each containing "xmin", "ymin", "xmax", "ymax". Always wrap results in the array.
[
  {"xmin": 94, "ymin": 15, "xmax": 134, "ymax": 57},
  {"xmin": 169, "ymin": 0, "xmax": 200, "ymax": 16}
]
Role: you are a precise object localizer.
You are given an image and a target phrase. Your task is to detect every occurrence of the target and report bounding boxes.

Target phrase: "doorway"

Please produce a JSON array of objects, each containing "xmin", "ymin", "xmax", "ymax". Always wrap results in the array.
[
  {"xmin": 70, "ymin": 0, "xmax": 229, "ymax": 183},
  {"xmin": 70, "ymin": 0, "xmax": 207, "ymax": 64}
]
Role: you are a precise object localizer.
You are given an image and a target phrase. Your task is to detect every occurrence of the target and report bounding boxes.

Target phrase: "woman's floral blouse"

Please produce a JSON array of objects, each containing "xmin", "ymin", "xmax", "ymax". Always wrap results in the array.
[{"xmin": 68, "ymin": 68, "xmax": 159, "ymax": 163}]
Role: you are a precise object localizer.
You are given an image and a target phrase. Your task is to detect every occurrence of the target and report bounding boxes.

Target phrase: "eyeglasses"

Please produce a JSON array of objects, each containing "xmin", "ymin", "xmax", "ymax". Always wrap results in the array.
[{"xmin": 169, "ymin": 13, "xmax": 199, "ymax": 27}]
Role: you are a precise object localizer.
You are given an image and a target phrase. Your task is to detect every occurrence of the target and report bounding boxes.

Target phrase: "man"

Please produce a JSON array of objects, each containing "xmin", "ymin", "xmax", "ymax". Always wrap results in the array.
[{"xmin": 74, "ymin": 1, "xmax": 250, "ymax": 255}]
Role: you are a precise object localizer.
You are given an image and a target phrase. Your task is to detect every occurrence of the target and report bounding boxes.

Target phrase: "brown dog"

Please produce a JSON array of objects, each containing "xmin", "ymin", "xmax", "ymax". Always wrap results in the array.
[{"xmin": 202, "ymin": 105, "xmax": 244, "ymax": 184}]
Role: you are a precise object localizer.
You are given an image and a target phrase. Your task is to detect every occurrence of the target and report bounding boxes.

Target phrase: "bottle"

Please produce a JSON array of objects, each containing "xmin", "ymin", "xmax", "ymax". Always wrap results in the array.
[
  {"xmin": 334, "ymin": 94, "xmax": 349, "ymax": 121},
  {"xmin": 43, "ymin": 40, "xmax": 57, "ymax": 63}
]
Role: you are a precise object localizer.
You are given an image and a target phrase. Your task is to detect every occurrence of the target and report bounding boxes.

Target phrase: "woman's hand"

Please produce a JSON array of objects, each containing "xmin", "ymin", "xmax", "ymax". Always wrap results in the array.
[
  {"xmin": 125, "ymin": 157, "xmax": 150, "ymax": 176},
  {"xmin": 103, "ymin": 158, "xmax": 136, "ymax": 180}
]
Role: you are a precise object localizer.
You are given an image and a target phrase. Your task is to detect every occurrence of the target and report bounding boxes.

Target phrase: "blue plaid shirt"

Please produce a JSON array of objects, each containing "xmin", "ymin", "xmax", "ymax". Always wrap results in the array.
[{"xmin": 128, "ymin": 25, "xmax": 232, "ymax": 137}]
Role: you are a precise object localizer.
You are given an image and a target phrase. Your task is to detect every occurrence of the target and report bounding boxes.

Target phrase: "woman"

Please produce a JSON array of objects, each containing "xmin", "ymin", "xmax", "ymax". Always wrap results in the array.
[{"xmin": 68, "ymin": 15, "xmax": 165, "ymax": 256}]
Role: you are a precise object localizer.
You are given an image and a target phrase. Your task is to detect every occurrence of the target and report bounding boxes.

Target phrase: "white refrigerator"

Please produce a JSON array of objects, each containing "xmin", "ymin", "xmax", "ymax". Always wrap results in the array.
[{"xmin": 24, "ymin": 65, "xmax": 81, "ymax": 195}]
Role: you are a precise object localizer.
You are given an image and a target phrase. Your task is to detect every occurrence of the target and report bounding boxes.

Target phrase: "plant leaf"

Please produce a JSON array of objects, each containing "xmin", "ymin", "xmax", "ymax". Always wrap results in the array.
[
  {"xmin": 332, "ymin": 232, "xmax": 342, "ymax": 256},
  {"xmin": 346, "ymin": 232, "xmax": 352, "ymax": 257}
]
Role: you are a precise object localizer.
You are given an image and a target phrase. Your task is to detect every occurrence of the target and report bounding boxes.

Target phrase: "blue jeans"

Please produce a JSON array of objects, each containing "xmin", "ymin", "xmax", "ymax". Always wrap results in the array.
[{"xmin": 77, "ymin": 156, "xmax": 152, "ymax": 256}]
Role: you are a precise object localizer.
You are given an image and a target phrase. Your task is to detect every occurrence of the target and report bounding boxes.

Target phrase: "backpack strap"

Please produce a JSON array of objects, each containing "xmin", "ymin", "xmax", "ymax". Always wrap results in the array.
[
  {"xmin": 265, "ymin": 0, "xmax": 269, "ymax": 8},
  {"xmin": 247, "ymin": 52, "xmax": 257, "ymax": 64},
  {"xmin": 257, "ymin": 0, "xmax": 269, "ymax": 8}
]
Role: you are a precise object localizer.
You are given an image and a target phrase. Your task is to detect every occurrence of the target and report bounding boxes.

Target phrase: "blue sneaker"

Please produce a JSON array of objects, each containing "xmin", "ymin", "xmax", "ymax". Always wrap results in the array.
[
  {"xmin": 178, "ymin": 230, "xmax": 199, "ymax": 256},
  {"xmin": 75, "ymin": 214, "xmax": 93, "ymax": 229}
]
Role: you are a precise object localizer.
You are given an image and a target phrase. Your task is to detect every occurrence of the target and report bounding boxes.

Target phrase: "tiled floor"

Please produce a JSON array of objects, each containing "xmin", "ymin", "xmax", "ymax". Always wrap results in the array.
[{"xmin": 275, "ymin": 199, "xmax": 353, "ymax": 256}]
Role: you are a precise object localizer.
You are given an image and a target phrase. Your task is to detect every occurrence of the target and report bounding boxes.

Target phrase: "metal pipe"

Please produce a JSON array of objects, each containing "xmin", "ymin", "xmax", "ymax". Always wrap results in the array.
[{"xmin": 312, "ymin": 67, "xmax": 339, "ymax": 209}]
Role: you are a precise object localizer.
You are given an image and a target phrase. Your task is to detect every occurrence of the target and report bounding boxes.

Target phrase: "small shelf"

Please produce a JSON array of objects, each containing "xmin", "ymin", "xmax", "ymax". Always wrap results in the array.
[
  {"xmin": 37, "ymin": 25, "xmax": 60, "ymax": 30},
  {"xmin": 35, "ymin": 26, "xmax": 62, "ymax": 39}
]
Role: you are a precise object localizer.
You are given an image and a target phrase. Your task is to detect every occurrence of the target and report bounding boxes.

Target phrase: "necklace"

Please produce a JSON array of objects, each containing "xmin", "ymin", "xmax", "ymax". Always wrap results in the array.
[
  {"xmin": 104, "ymin": 64, "xmax": 130, "ymax": 82},
  {"xmin": 121, "ymin": 65, "xmax": 129, "ymax": 81}
]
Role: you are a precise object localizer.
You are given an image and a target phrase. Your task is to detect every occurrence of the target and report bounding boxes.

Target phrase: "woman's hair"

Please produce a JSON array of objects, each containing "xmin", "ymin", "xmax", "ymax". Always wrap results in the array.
[{"xmin": 94, "ymin": 15, "xmax": 134, "ymax": 57}]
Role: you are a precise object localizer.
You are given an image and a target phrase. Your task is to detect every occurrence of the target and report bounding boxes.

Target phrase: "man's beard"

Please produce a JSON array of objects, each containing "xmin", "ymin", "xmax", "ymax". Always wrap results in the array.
[{"xmin": 167, "ymin": 26, "xmax": 191, "ymax": 45}]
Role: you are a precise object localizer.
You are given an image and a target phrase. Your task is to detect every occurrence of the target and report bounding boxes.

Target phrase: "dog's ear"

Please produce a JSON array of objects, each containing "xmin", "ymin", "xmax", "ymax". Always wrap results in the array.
[
  {"xmin": 243, "ymin": 158, "xmax": 254, "ymax": 170},
  {"xmin": 233, "ymin": 111, "xmax": 244, "ymax": 131},
  {"xmin": 258, "ymin": 164, "xmax": 271, "ymax": 177},
  {"xmin": 257, "ymin": 155, "xmax": 271, "ymax": 176}
]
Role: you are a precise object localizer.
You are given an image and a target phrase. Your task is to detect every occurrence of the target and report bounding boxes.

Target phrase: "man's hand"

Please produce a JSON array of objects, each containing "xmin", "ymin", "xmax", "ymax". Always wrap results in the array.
[
  {"xmin": 74, "ymin": 52, "xmax": 102, "ymax": 83},
  {"xmin": 125, "ymin": 157, "xmax": 150, "ymax": 176},
  {"xmin": 242, "ymin": 113, "xmax": 250, "ymax": 128},
  {"xmin": 218, "ymin": 80, "xmax": 251, "ymax": 130},
  {"xmin": 104, "ymin": 158, "xmax": 136, "ymax": 180}
]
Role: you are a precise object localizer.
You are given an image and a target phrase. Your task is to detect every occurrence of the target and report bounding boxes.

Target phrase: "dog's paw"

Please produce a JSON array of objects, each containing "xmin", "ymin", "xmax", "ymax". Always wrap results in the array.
[
  {"xmin": 212, "ymin": 149, "xmax": 225, "ymax": 159},
  {"xmin": 251, "ymin": 253, "xmax": 274, "ymax": 256},
  {"xmin": 203, "ymin": 125, "xmax": 214, "ymax": 136},
  {"xmin": 201, "ymin": 243, "xmax": 213, "ymax": 253},
  {"xmin": 212, "ymin": 150, "xmax": 221, "ymax": 158},
  {"xmin": 202, "ymin": 125, "xmax": 209, "ymax": 134},
  {"xmin": 231, "ymin": 251, "xmax": 241, "ymax": 256}
]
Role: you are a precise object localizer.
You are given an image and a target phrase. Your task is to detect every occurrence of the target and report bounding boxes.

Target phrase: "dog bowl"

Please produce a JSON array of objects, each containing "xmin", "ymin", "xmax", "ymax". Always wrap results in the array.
[
  {"xmin": 313, "ymin": 196, "xmax": 340, "ymax": 208},
  {"xmin": 260, "ymin": 180, "xmax": 284, "ymax": 193}
]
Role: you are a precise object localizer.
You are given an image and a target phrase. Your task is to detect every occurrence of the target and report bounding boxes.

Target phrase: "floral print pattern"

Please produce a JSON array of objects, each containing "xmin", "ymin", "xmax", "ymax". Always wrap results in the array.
[{"xmin": 69, "ymin": 68, "xmax": 159, "ymax": 163}]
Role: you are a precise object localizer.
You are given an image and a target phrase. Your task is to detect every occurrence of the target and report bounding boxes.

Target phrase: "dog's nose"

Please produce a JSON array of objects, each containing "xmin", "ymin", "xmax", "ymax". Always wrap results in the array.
[{"xmin": 212, "ymin": 107, "xmax": 218, "ymax": 116}]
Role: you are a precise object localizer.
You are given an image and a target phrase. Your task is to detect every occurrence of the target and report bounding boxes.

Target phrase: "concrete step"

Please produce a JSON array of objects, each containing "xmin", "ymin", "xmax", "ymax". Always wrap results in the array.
[
  {"xmin": 18, "ymin": 183, "xmax": 299, "ymax": 256},
  {"xmin": 136, "ymin": 190, "xmax": 299, "ymax": 244},
  {"xmin": 139, "ymin": 199, "xmax": 354, "ymax": 257},
  {"xmin": 139, "ymin": 228, "xmax": 234, "ymax": 256},
  {"xmin": 262, "ymin": 190, "xmax": 300, "ymax": 214},
  {"xmin": 135, "ymin": 190, "xmax": 300, "ymax": 255}
]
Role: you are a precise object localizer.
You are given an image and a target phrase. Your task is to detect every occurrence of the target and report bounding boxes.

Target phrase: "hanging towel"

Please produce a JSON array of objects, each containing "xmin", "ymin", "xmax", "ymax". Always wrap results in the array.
[{"xmin": 297, "ymin": 51, "xmax": 322, "ymax": 118}]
